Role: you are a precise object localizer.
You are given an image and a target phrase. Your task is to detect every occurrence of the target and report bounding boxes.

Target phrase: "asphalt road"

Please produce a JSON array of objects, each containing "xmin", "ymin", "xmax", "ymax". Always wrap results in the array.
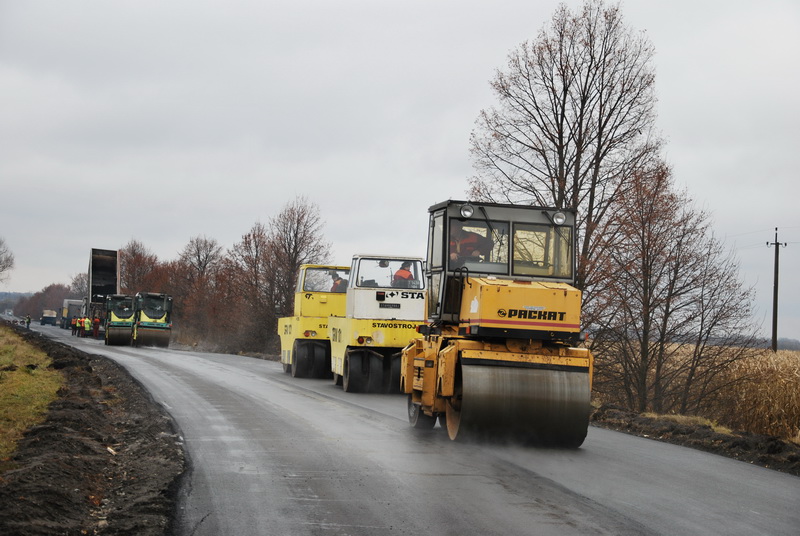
[{"xmin": 39, "ymin": 325, "xmax": 800, "ymax": 535}]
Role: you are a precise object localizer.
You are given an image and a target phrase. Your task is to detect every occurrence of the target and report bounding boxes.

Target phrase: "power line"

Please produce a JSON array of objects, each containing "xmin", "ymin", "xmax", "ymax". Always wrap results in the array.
[{"xmin": 728, "ymin": 226, "xmax": 800, "ymax": 239}]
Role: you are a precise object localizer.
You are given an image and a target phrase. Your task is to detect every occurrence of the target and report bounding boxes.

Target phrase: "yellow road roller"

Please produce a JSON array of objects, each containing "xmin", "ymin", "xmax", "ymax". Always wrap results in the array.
[
  {"xmin": 131, "ymin": 292, "xmax": 173, "ymax": 348},
  {"xmin": 400, "ymin": 200, "xmax": 593, "ymax": 447},
  {"xmin": 104, "ymin": 294, "xmax": 134, "ymax": 346},
  {"xmin": 278, "ymin": 264, "xmax": 350, "ymax": 378}
]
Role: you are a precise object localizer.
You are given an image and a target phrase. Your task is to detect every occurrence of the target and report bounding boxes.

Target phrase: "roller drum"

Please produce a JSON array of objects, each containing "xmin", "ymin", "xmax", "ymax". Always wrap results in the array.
[
  {"xmin": 137, "ymin": 328, "xmax": 171, "ymax": 348},
  {"xmin": 452, "ymin": 364, "xmax": 590, "ymax": 447},
  {"xmin": 105, "ymin": 328, "xmax": 131, "ymax": 346}
]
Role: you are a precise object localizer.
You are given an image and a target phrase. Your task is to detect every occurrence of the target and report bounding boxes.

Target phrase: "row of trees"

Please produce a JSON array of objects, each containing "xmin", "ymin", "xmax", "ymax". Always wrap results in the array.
[
  {"xmin": 469, "ymin": 0, "xmax": 761, "ymax": 416},
  {"xmin": 11, "ymin": 1, "xmax": 766, "ymax": 422},
  {"xmin": 13, "ymin": 197, "xmax": 331, "ymax": 353}
]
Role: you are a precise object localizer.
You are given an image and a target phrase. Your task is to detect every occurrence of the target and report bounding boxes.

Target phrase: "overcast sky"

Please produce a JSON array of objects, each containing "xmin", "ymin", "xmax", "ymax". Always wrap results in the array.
[{"xmin": 1, "ymin": 0, "xmax": 798, "ymax": 339}]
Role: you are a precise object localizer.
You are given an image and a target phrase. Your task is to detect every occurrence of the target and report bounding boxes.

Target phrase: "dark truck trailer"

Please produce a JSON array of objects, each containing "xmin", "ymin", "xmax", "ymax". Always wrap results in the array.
[{"xmin": 83, "ymin": 249, "xmax": 120, "ymax": 334}]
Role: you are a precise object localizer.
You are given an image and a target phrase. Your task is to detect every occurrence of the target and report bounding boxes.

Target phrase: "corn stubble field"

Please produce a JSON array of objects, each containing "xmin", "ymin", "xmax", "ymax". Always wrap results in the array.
[{"xmin": 716, "ymin": 350, "xmax": 800, "ymax": 442}]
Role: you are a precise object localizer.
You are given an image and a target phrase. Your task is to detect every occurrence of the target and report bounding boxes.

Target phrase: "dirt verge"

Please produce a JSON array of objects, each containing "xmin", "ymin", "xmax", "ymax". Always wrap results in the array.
[
  {"xmin": 591, "ymin": 404, "xmax": 800, "ymax": 477},
  {"xmin": 0, "ymin": 326, "xmax": 185, "ymax": 535}
]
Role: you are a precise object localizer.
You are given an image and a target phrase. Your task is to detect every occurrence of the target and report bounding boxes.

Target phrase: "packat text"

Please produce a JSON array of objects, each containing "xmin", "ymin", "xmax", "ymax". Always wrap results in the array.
[{"xmin": 501, "ymin": 309, "xmax": 567, "ymax": 321}]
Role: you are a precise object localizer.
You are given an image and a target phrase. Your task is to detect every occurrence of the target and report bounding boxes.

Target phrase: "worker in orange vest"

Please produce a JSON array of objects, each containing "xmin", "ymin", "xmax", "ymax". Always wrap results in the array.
[
  {"xmin": 392, "ymin": 261, "xmax": 415, "ymax": 288},
  {"xmin": 93, "ymin": 317, "xmax": 100, "ymax": 339},
  {"xmin": 70, "ymin": 316, "xmax": 78, "ymax": 336}
]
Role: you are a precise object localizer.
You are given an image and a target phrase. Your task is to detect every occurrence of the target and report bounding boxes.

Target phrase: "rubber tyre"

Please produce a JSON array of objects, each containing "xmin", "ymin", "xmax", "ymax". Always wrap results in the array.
[
  {"xmin": 408, "ymin": 395, "xmax": 436, "ymax": 429},
  {"xmin": 365, "ymin": 354, "xmax": 384, "ymax": 393},
  {"xmin": 309, "ymin": 343, "xmax": 328, "ymax": 379},
  {"xmin": 291, "ymin": 341, "xmax": 308, "ymax": 378},
  {"xmin": 343, "ymin": 352, "xmax": 364, "ymax": 393}
]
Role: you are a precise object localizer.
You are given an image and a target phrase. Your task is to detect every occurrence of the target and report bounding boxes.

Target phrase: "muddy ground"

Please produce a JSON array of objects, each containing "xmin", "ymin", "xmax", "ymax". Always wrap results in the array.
[
  {"xmin": 0, "ymin": 328, "xmax": 798, "ymax": 535},
  {"xmin": 0, "ymin": 327, "xmax": 184, "ymax": 535}
]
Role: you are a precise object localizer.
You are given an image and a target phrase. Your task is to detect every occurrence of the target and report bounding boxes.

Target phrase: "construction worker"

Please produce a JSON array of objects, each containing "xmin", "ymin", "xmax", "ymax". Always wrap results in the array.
[
  {"xmin": 92, "ymin": 317, "xmax": 100, "ymax": 339},
  {"xmin": 25, "ymin": 314, "xmax": 31, "ymax": 329},
  {"xmin": 449, "ymin": 220, "xmax": 493, "ymax": 264},
  {"xmin": 83, "ymin": 316, "xmax": 91, "ymax": 338},
  {"xmin": 70, "ymin": 315, "xmax": 78, "ymax": 335},
  {"xmin": 330, "ymin": 272, "xmax": 348, "ymax": 293},
  {"xmin": 392, "ymin": 261, "xmax": 415, "ymax": 288}
]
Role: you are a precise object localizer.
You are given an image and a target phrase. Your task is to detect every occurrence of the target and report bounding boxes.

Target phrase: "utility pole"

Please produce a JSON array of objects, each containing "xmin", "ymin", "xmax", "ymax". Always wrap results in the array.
[{"xmin": 767, "ymin": 228, "xmax": 787, "ymax": 352}]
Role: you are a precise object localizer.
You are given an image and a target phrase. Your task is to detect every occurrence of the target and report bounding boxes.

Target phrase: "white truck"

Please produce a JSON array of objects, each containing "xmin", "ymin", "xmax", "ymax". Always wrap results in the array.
[{"xmin": 328, "ymin": 255, "xmax": 426, "ymax": 393}]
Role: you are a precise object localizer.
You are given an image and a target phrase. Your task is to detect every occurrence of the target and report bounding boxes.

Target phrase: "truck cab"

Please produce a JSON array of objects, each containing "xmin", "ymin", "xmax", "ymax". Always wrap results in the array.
[
  {"xmin": 328, "ymin": 255, "xmax": 426, "ymax": 393},
  {"xmin": 278, "ymin": 264, "xmax": 351, "ymax": 378}
]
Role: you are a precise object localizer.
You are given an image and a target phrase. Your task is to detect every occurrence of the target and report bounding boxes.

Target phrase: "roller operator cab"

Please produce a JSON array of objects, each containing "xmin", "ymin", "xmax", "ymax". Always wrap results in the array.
[
  {"xmin": 401, "ymin": 200, "xmax": 593, "ymax": 446},
  {"xmin": 105, "ymin": 294, "xmax": 134, "ymax": 346},
  {"xmin": 278, "ymin": 264, "xmax": 351, "ymax": 378},
  {"xmin": 328, "ymin": 255, "xmax": 426, "ymax": 393},
  {"xmin": 131, "ymin": 292, "xmax": 172, "ymax": 348}
]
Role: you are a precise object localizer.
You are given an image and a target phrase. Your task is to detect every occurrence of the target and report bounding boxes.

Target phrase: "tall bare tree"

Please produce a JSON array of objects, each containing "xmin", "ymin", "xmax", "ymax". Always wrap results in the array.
[
  {"xmin": 69, "ymin": 273, "xmax": 88, "ymax": 299},
  {"xmin": 267, "ymin": 196, "xmax": 331, "ymax": 318},
  {"xmin": 227, "ymin": 222, "xmax": 276, "ymax": 351},
  {"xmin": 179, "ymin": 235, "xmax": 223, "ymax": 284},
  {"xmin": 469, "ymin": 0, "xmax": 661, "ymax": 291},
  {"xmin": 0, "ymin": 237, "xmax": 14, "ymax": 283},
  {"xmin": 119, "ymin": 239, "xmax": 160, "ymax": 294},
  {"xmin": 589, "ymin": 165, "xmax": 759, "ymax": 414},
  {"xmin": 171, "ymin": 236, "xmax": 225, "ymax": 344}
]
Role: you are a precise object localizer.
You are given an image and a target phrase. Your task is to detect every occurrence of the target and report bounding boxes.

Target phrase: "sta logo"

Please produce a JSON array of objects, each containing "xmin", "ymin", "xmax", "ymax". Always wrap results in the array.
[{"xmin": 497, "ymin": 309, "xmax": 507, "ymax": 318}]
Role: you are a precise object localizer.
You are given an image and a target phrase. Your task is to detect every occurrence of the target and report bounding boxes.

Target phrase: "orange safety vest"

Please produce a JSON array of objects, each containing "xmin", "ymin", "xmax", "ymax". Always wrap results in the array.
[{"xmin": 393, "ymin": 268, "xmax": 413, "ymax": 282}]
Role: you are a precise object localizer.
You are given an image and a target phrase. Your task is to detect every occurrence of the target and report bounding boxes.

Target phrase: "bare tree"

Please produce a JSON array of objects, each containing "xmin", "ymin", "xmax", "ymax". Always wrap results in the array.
[
  {"xmin": 171, "ymin": 236, "xmax": 225, "ymax": 345},
  {"xmin": 119, "ymin": 239, "xmax": 159, "ymax": 294},
  {"xmin": 469, "ymin": 0, "xmax": 661, "ymax": 291},
  {"xmin": 179, "ymin": 235, "xmax": 223, "ymax": 283},
  {"xmin": 267, "ymin": 196, "xmax": 331, "ymax": 318},
  {"xmin": 675, "ymin": 237, "xmax": 761, "ymax": 414},
  {"xmin": 226, "ymin": 223, "xmax": 277, "ymax": 351},
  {"xmin": 0, "ymin": 237, "xmax": 14, "ymax": 283},
  {"xmin": 69, "ymin": 273, "xmax": 88, "ymax": 299},
  {"xmin": 589, "ymin": 165, "xmax": 759, "ymax": 414}
]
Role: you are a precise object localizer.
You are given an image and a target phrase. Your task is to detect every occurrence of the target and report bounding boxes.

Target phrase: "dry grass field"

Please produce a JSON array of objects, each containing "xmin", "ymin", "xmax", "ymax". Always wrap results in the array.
[
  {"xmin": 0, "ymin": 325, "xmax": 62, "ymax": 468},
  {"xmin": 714, "ymin": 349, "xmax": 800, "ymax": 443}
]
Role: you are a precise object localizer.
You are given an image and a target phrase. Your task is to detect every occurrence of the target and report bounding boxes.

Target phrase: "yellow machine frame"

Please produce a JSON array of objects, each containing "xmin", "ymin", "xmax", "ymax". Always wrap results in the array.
[
  {"xmin": 327, "ymin": 255, "xmax": 426, "ymax": 393},
  {"xmin": 278, "ymin": 264, "xmax": 349, "ymax": 378},
  {"xmin": 401, "ymin": 200, "xmax": 593, "ymax": 446}
]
